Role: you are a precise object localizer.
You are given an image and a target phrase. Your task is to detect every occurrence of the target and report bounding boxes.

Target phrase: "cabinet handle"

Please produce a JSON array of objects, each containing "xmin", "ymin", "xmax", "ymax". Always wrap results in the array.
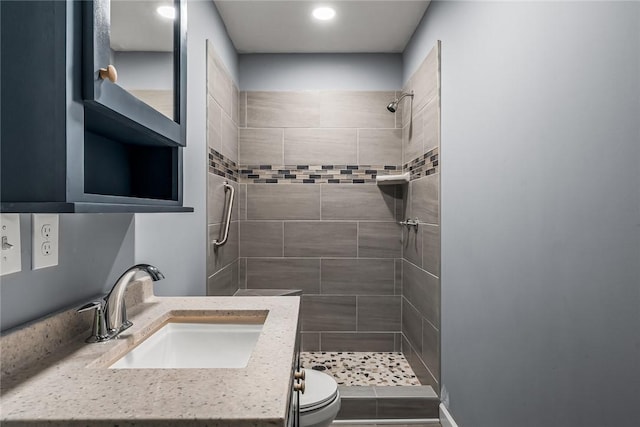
[
  {"xmin": 294, "ymin": 370, "xmax": 305, "ymax": 380},
  {"xmin": 293, "ymin": 380, "xmax": 305, "ymax": 394},
  {"xmin": 99, "ymin": 65, "xmax": 118, "ymax": 83}
]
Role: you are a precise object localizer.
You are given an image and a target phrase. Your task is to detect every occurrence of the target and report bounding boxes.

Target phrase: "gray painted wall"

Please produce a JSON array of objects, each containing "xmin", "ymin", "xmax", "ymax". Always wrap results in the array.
[
  {"xmin": 404, "ymin": 2, "xmax": 640, "ymax": 426},
  {"xmin": 0, "ymin": 214, "xmax": 135, "ymax": 331},
  {"xmin": 134, "ymin": 0, "xmax": 238, "ymax": 296},
  {"xmin": 239, "ymin": 53, "xmax": 402, "ymax": 90}
]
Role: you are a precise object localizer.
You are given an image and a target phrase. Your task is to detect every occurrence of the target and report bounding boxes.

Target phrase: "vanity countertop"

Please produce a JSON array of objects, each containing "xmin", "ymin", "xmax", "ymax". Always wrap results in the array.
[{"xmin": 0, "ymin": 282, "xmax": 300, "ymax": 427}]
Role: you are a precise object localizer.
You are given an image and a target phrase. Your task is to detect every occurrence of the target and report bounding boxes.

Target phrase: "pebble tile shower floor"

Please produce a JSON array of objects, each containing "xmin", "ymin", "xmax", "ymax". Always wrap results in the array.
[{"xmin": 300, "ymin": 352, "xmax": 421, "ymax": 386}]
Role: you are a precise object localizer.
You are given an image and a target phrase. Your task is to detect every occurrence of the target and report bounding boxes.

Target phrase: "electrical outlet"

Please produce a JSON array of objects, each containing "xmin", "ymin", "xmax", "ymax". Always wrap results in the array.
[
  {"xmin": 32, "ymin": 214, "xmax": 59, "ymax": 270},
  {"xmin": 0, "ymin": 214, "xmax": 22, "ymax": 276}
]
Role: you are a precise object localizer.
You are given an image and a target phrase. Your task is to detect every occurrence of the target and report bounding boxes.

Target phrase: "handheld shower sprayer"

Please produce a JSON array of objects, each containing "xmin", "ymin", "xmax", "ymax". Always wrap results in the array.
[{"xmin": 387, "ymin": 91, "xmax": 414, "ymax": 113}]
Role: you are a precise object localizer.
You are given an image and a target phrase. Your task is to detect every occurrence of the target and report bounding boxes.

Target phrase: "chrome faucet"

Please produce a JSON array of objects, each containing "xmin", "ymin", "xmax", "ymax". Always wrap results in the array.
[{"xmin": 78, "ymin": 264, "xmax": 164, "ymax": 343}]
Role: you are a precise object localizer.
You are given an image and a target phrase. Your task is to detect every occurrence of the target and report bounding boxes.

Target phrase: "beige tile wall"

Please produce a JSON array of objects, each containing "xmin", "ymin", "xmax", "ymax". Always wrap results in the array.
[
  {"xmin": 238, "ymin": 89, "xmax": 405, "ymax": 352},
  {"xmin": 206, "ymin": 40, "xmax": 239, "ymax": 296},
  {"xmin": 400, "ymin": 41, "xmax": 442, "ymax": 391}
]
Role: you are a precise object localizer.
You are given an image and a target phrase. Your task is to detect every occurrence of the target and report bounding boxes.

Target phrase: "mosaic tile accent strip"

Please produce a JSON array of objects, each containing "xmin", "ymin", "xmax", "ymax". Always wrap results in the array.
[
  {"xmin": 403, "ymin": 147, "xmax": 439, "ymax": 181},
  {"xmin": 238, "ymin": 165, "xmax": 401, "ymax": 184},
  {"xmin": 208, "ymin": 148, "xmax": 238, "ymax": 182},
  {"xmin": 300, "ymin": 352, "xmax": 421, "ymax": 386}
]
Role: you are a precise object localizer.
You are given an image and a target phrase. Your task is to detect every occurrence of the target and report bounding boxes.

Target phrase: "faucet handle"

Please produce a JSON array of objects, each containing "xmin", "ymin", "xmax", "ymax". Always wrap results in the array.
[
  {"xmin": 77, "ymin": 300, "xmax": 110, "ymax": 343},
  {"xmin": 77, "ymin": 301, "xmax": 103, "ymax": 313}
]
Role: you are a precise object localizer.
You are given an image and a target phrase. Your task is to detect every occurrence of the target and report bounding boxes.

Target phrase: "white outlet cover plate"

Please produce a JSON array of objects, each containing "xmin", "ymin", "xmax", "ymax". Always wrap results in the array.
[
  {"xmin": 32, "ymin": 214, "xmax": 59, "ymax": 270},
  {"xmin": 0, "ymin": 214, "xmax": 22, "ymax": 276}
]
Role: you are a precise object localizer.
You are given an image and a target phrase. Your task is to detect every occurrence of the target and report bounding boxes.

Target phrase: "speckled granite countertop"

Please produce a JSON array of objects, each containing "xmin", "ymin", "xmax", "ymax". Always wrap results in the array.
[{"xmin": 0, "ymin": 281, "xmax": 300, "ymax": 426}]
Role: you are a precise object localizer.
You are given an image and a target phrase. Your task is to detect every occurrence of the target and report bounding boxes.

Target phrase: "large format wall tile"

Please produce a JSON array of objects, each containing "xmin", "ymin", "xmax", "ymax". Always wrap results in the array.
[
  {"xmin": 402, "ymin": 297, "xmax": 422, "ymax": 351},
  {"xmin": 321, "ymin": 332, "xmax": 395, "ymax": 352},
  {"xmin": 422, "ymin": 318, "xmax": 440, "ymax": 381},
  {"xmin": 403, "ymin": 108, "xmax": 424, "ymax": 164},
  {"xmin": 358, "ymin": 128, "xmax": 402, "ymax": 166},
  {"xmin": 410, "ymin": 173, "xmax": 439, "ymax": 224},
  {"xmin": 207, "ymin": 172, "xmax": 226, "ymax": 224},
  {"xmin": 207, "ymin": 221, "xmax": 239, "ymax": 275},
  {"xmin": 321, "ymin": 259, "xmax": 395, "ymax": 295},
  {"xmin": 402, "ymin": 334, "xmax": 437, "ymax": 389},
  {"xmin": 319, "ymin": 91, "xmax": 396, "ymax": 128},
  {"xmin": 239, "ymin": 128, "xmax": 284, "ymax": 165},
  {"xmin": 302, "ymin": 295, "xmax": 357, "ymax": 331},
  {"xmin": 284, "ymin": 128, "xmax": 357, "ymax": 165},
  {"xmin": 207, "ymin": 260, "xmax": 238, "ymax": 296},
  {"xmin": 423, "ymin": 96, "xmax": 440, "ymax": 153},
  {"xmin": 207, "ymin": 95, "xmax": 221, "ymax": 151},
  {"xmin": 402, "ymin": 226, "xmax": 422, "ymax": 267},
  {"xmin": 395, "ymin": 258, "xmax": 403, "ymax": 296},
  {"xmin": 321, "ymin": 185, "xmax": 395, "ymax": 221},
  {"xmin": 221, "ymin": 112, "xmax": 238, "ymax": 163},
  {"xmin": 422, "ymin": 224, "xmax": 440, "ymax": 277},
  {"xmin": 239, "ymin": 221, "xmax": 283, "ymax": 257},
  {"xmin": 206, "ymin": 43, "xmax": 234, "ymax": 118},
  {"xmin": 412, "ymin": 43, "xmax": 439, "ymax": 113},
  {"xmin": 238, "ymin": 184, "xmax": 247, "ymax": 221},
  {"xmin": 247, "ymin": 185, "xmax": 320, "ymax": 220},
  {"xmin": 239, "ymin": 91, "xmax": 247, "ymax": 127},
  {"xmin": 284, "ymin": 222, "xmax": 357, "ymax": 257},
  {"xmin": 301, "ymin": 332, "xmax": 320, "ymax": 351},
  {"xmin": 246, "ymin": 258, "xmax": 320, "ymax": 294},
  {"xmin": 231, "ymin": 83, "xmax": 239, "ymax": 125},
  {"xmin": 403, "ymin": 260, "xmax": 440, "ymax": 329},
  {"xmin": 358, "ymin": 222, "xmax": 402, "ymax": 258},
  {"xmin": 208, "ymin": 175, "xmax": 238, "ymax": 224},
  {"xmin": 357, "ymin": 296, "xmax": 401, "ymax": 331},
  {"xmin": 247, "ymin": 91, "xmax": 320, "ymax": 128}
]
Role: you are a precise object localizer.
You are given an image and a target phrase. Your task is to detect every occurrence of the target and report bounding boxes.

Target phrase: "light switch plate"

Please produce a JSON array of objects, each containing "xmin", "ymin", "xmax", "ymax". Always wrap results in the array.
[
  {"xmin": 0, "ymin": 214, "xmax": 22, "ymax": 276},
  {"xmin": 32, "ymin": 214, "xmax": 59, "ymax": 270}
]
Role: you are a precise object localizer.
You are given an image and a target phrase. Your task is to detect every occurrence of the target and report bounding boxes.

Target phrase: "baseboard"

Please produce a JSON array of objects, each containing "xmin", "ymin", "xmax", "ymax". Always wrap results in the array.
[{"xmin": 439, "ymin": 403, "xmax": 459, "ymax": 427}]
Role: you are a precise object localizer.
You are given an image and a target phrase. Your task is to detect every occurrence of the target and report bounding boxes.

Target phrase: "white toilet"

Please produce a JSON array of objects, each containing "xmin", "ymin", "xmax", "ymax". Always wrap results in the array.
[{"xmin": 298, "ymin": 369, "xmax": 341, "ymax": 427}]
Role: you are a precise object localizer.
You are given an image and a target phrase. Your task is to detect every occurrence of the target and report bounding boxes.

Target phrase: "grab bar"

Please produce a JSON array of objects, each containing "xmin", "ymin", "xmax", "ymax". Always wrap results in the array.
[{"xmin": 213, "ymin": 181, "xmax": 235, "ymax": 247}]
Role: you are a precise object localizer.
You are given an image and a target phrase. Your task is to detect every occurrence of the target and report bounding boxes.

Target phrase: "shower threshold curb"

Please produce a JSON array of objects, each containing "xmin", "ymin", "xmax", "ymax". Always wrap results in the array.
[{"xmin": 336, "ymin": 385, "xmax": 439, "ymax": 421}]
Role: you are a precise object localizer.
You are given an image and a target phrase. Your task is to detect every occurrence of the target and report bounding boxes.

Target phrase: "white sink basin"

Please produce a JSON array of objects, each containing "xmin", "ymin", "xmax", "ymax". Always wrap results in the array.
[{"xmin": 110, "ymin": 322, "xmax": 263, "ymax": 369}]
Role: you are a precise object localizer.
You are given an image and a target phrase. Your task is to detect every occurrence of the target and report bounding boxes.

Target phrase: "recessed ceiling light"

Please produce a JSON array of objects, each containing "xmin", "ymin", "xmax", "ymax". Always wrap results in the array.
[
  {"xmin": 157, "ymin": 5, "xmax": 176, "ymax": 20},
  {"xmin": 312, "ymin": 7, "xmax": 336, "ymax": 21}
]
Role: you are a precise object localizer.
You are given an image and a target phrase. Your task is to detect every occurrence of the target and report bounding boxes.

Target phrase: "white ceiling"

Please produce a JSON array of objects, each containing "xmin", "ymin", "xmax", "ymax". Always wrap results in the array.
[{"xmin": 214, "ymin": 1, "xmax": 431, "ymax": 53}]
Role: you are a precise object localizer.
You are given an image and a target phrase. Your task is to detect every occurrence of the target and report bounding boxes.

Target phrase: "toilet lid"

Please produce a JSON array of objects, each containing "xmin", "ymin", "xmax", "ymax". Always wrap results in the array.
[{"xmin": 298, "ymin": 369, "xmax": 338, "ymax": 411}]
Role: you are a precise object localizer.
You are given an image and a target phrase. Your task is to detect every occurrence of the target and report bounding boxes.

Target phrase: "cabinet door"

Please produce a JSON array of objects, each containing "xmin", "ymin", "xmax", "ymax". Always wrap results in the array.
[{"xmin": 82, "ymin": 0, "xmax": 186, "ymax": 147}]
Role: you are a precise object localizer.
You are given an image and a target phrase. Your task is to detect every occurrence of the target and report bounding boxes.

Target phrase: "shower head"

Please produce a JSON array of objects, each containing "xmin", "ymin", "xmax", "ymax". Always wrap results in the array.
[{"xmin": 386, "ymin": 92, "xmax": 414, "ymax": 113}]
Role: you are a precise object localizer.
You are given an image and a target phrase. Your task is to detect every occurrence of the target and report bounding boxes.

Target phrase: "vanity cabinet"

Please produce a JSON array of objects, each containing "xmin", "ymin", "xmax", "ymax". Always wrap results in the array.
[{"xmin": 0, "ymin": 0, "xmax": 192, "ymax": 213}]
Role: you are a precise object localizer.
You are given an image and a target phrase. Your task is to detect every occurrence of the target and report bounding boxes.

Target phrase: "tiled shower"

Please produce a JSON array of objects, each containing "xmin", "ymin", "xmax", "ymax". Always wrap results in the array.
[{"xmin": 206, "ymin": 40, "xmax": 441, "ymax": 418}]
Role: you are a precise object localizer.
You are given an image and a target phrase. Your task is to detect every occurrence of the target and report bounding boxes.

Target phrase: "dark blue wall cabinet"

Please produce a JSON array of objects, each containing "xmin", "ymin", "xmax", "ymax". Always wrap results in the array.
[{"xmin": 1, "ymin": 1, "xmax": 192, "ymax": 213}]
